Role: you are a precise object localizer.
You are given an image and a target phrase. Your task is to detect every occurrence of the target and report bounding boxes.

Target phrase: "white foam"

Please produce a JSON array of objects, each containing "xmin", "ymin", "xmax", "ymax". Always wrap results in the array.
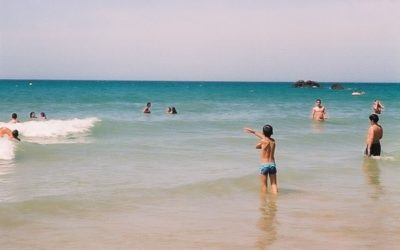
[
  {"xmin": 371, "ymin": 155, "xmax": 396, "ymax": 161},
  {"xmin": 0, "ymin": 117, "xmax": 100, "ymax": 144},
  {"xmin": 0, "ymin": 138, "xmax": 16, "ymax": 160}
]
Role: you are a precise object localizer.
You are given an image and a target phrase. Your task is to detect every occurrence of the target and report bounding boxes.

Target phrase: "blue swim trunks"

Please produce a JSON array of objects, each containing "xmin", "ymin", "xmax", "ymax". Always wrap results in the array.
[{"xmin": 260, "ymin": 163, "xmax": 277, "ymax": 175}]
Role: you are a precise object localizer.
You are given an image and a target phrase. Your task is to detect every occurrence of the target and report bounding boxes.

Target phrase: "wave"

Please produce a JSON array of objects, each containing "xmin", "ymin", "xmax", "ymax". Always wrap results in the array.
[
  {"xmin": 0, "ymin": 138, "xmax": 16, "ymax": 160},
  {"xmin": 0, "ymin": 117, "xmax": 99, "ymax": 138},
  {"xmin": 0, "ymin": 117, "xmax": 100, "ymax": 159}
]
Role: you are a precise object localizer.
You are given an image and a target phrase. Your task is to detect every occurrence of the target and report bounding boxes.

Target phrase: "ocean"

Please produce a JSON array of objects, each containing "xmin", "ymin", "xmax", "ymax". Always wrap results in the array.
[{"xmin": 1, "ymin": 80, "xmax": 399, "ymax": 249}]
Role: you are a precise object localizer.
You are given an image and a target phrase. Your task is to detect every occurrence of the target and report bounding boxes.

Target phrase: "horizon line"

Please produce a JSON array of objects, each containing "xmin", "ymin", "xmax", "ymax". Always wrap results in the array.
[{"xmin": 1, "ymin": 78, "xmax": 399, "ymax": 84}]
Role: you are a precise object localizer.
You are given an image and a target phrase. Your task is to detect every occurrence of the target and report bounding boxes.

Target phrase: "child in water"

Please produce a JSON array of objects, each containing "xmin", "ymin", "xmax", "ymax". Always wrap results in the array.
[
  {"xmin": 244, "ymin": 125, "xmax": 278, "ymax": 194},
  {"xmin": 143, "ymin": 102, "xmax": 151, "ymax": 113}
]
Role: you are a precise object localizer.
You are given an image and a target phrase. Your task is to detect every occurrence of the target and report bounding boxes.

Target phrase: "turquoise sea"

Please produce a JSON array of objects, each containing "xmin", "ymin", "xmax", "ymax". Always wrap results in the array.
[{"xmin": 1, "ymin": 80, "xmax": 400, "ymax": 249}]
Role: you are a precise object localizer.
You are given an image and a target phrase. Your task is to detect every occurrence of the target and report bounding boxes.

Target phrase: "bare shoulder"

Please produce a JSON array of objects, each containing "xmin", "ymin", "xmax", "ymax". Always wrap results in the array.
[
  {"xmin": 266, "ymin": 137, "xmax": 275, "ymax": 142},
  {"xmin": 262, "ymin": 137, "xmax": 275, "ymax": 145}
]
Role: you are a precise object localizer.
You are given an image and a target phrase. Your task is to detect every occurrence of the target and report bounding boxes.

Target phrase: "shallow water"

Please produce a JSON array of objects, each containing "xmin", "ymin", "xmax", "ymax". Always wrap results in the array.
[{"xmin": 1, "ymin": 80, "xmax": 400, "ymax": 249}]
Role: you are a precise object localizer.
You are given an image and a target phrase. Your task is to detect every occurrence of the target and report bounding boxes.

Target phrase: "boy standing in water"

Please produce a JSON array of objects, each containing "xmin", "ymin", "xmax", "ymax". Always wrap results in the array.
[
  {"xmin": 311, "ymin": 99, "xmax": 327, "ymax": 121},
  {"xmin": 365, "ymin": 114, "xmax": 383, "ymax": 157},
  {"xmin": 244, "ymin": 125, "xmax": 278, "ymax": 194}
]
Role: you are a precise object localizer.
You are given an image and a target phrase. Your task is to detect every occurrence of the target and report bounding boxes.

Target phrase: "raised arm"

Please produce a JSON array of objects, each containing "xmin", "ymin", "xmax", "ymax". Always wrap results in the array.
[{"xmin": 244, "ymin": 127, "xmax": 264, "ymax": 139}]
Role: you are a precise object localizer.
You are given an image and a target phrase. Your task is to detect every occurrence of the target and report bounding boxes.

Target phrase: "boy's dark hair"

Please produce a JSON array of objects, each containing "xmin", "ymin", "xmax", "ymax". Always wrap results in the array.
[
  {"xmin": 12, "ymin": 113, "xmax": 17, "ymax": 119},
  {"xmin": 369, "ymin": 114, "xmax": 379, "ymax": 123},
  {"xmin": 263, "ymin": 124, "xmax": 273, "ymax": 137},
  {"xmin": 12, "ymin": 129, "xmax": 21, "ymax": 141}
]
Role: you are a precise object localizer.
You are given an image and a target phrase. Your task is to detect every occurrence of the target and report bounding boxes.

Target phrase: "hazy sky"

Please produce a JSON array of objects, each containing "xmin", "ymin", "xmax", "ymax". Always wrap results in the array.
[{"xmin": 1, "ymin": 0, "xmax": 399, "ymax": 82}]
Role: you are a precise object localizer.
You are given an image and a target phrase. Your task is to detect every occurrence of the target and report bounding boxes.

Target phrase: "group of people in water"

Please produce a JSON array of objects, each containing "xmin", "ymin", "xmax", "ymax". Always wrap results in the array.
[
  {"xmin": 245, "ymin": 98, "xmax": 385, "ymax": 194},
  {"xmin": 0, "ymin": 111, "xmax": 48, "ymax": 142},
  {"xmin": 0, "ymin": 98, "xmax": 386, "ymax": 195},
  {"xmin": 9, "ymin": 112, "xmax": 47, "ymax": 124},
  {"xmin": 142, "ymin": 102, "xmax": 178, "ymax": 114},
  {"xmin": 29, "ymin": 111, "xmax": 47, "ymax": 120},
  {"xmin": 2, "ymin": 102, "xmax": 180, "ymax": 142}
]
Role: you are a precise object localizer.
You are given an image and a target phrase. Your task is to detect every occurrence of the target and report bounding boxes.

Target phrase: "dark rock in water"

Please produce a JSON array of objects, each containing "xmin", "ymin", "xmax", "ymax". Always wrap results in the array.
[
  {"xmin": 331, "ymin": 83, "xmax": 344, "ymax": 90},
  {"xmin": 293, "ymin": 80, "xmax": 320, "ymax": 88}
]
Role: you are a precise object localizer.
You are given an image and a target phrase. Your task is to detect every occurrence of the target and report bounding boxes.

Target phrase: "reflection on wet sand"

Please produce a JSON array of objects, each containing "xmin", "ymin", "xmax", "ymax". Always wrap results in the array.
[
  {"xmin": 362, "ymin": 157, "xmax": 383, "ymax": 199},
  {"xmin": 256, "ymin": 193, "xmax": 278, "ymax": 249}
]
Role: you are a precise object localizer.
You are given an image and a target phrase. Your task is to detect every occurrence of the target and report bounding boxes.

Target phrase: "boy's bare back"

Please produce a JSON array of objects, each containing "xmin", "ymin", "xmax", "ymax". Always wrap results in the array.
[{"xmin": 257, "ymin": 137, "xmax": 276, "ymax": 163}]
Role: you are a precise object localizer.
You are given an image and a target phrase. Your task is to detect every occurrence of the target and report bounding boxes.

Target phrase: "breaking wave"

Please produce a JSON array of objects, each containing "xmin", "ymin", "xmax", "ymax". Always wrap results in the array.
[{"xmin": 0, "ymin": 117, "xmax": 100, "ymax": 159}]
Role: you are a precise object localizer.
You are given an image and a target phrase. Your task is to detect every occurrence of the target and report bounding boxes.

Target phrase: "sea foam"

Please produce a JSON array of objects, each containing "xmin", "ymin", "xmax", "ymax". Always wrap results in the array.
[
  {"xmin": 0, "ymin": 117, "xmax": 100, "ymax": 147},
  {"xmin": 0, "ymin": 138, "xmax": 16, "ymax": 160}
]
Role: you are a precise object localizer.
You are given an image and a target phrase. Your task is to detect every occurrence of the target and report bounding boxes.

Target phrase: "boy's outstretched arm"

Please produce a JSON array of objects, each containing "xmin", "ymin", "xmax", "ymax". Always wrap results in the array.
[{"xmin": 244, "ymin": 127, "xmax": 264, "ymax": 139}]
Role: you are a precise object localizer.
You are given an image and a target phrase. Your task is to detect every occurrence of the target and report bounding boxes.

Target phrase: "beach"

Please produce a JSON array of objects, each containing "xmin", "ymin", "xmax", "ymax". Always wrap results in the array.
[{"xmin": 1, "ymin": 80, "xmax": 400, "ymax": 249}]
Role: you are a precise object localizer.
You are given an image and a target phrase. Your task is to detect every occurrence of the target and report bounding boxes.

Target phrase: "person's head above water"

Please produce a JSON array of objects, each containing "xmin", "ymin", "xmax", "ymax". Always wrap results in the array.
[
  {"xmin": 369, "ymin": 114, "xmax": 379, "ymax": 123},
  {"xmin": 263, "ymin": 124, "xmax": 273, "ymax": 137},
  {"xmin": 12, "ymin": 129, "xmax": 21, "ymax": 141},
  {"xmin": 11, "ymin": 113, "xmax": 17, "ymax": 119},
  {"xmin": 30, "ymin": 111, "xmax": 36, "ymax": 118}
]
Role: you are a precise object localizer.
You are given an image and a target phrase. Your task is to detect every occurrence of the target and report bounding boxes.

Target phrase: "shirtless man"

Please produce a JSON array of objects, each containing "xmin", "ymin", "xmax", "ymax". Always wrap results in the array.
[
  {"xmin": 0, "ymin": 127, "xmax": 21, "ymax": 141},
  {"xmin": 372, "ymin": 100, "xmax": 384, "ymax": 114},
  {"xmin": 244, "ymin": 125, "xmax": 278, "ymax": 194},
  {"xmin": 9, "ymin": 113, "xmax": 20, "ymax": 123},
  {"xmin": 311, "ymin": 99, "xmax": 327, "ymax": 121},
  {"xmin": 365, "ymin": 114, "xmax": 383, "ymax": 157}
]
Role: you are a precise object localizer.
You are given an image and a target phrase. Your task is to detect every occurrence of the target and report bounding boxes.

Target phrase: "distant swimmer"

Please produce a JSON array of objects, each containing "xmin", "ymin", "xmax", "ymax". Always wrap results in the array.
[
  {"xmin": 372, "ymin": 100, "xmax": 384, "ymax": 114},
  {"xmin": 311, "ymin": 99, "xmax": 327, "ymax": 121},
  {"xmin": 143, "ymin": 102, "xmax": 151, "ymax": 114},
  {"xmin": 166, "ymin": 106, "xmax": 177, "ymax": 114},
  {"xmin": 0, "ymin": 127, "xmax": 21, "ymax": 141},
  {"xmin": 9, "ymin": 113, "xmax": 20, "ymax": 123},
  {"xmin": 30, "ymin": 111, "xmax": 37, "ymax": 119},
  {"xmin": 244, "ymin": 125, "xmax": 278, "ymax": 194},
  {"xmin": 39, "ymin": 112, "xmax": 47, "ymax": 120},
  {"xmin": 365, "ymin": 114, "xmax": 383, "ymax": 157}
]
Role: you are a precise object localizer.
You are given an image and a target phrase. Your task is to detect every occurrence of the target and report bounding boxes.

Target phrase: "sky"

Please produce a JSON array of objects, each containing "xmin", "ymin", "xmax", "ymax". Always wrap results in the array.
[{"xmin": 0, "ymin": 0, "xmax": 399, "ymax": 82}]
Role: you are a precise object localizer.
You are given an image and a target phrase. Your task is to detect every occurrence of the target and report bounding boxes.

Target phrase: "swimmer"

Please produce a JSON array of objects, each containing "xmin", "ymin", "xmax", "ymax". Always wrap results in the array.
[
  {"xmin": 244, "ymin": 125, "xmax": 278, "ymax": 194},
  {"xmin": 166, "ymin": 106, "xmax": 177, "ymax": 114},
  {"xmin": 30, "ymin": 111, "xmax": 37, "ymax": 119},
  {"xmin": 311, "ymin": 99, "xmax": 327, "ymax": 121},
  {"xmin": 372, "ymin": 100, "xmax": 384, "ymax": 114},
  {"xmin": 365, "ymin": 114, "xmax": 383, "ymax": 157},
  {"xmin": 9, "ymin": 113, "xmax": 20, "ymax": 123},
  {"xmin": 0, "ymin": 127, "xmax": 21, "ymax": 141},
  {"xmin": 39, "ymin": 112, "xmax": 47, "ymax": 120},
  {"xmin": 143, "ymin": 102, "xmax": 151, "ymax": 114}
]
